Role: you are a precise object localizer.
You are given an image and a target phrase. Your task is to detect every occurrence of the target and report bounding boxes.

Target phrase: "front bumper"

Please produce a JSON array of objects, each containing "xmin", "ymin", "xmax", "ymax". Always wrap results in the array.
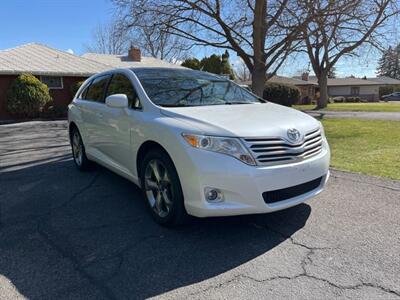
[{"xmin": 174, "ymin": 138, "xmax": 330, "ymax": 218}]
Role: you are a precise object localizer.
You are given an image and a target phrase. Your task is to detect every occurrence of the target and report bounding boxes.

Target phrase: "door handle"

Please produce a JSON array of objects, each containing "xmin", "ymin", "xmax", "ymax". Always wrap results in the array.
[{"xmin": 97, "ymin": 112, "xmax": 103, "ymax": 118}]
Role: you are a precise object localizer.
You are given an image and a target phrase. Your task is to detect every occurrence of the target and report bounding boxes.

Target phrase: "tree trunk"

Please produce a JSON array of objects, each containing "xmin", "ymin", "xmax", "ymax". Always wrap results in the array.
[
  {"xmin": 251, "ymin": 0, "xmax": 267, "ymax": 98},
  {"xmin": 317, "ymin": 73, "xmax": 329, "ymax": 109},
  {"xmin": 251, "ymin": 67, "xmax": 266, "ymax": 97}
]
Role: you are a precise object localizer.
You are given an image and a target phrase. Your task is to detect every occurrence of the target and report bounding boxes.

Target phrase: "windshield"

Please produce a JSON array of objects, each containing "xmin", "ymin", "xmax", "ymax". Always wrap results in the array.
[{"xmin": 132, "ymin": 68, "xmax": 262, "ymax": 107}]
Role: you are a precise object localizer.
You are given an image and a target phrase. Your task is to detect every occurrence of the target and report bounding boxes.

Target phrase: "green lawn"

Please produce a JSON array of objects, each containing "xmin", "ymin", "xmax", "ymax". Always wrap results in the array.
[
  {"xmin": 294, "ymin": 102, "xmax": 400, "ymax": 112},
  {"xmin": 322, "ymin": 118, "xmax": 400, "ymax": 180}
]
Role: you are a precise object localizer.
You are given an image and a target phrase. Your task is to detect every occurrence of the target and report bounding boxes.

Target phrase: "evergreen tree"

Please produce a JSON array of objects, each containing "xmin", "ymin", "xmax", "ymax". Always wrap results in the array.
[
  {"xmin": 200, "ymin": 54, "xmax": 222, "ymax": 74},
  {"xmin": 220, "ymin": 50, "xmax": 235, "ymax": 79},
  {"xmin": 181, "ymin": 58, "xmax": 201, "ymax": 70},
  {"xmin": 181, "ymin": 52, "xmax": 235, "ymax": 79},
  {"xmin": 377, "ymin": 45, "xmax": 400, "ymax": 79}
]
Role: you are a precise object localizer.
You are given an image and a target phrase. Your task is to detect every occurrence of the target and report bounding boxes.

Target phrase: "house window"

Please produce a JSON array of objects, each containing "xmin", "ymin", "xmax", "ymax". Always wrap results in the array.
[
  {"xmin": 40, "ymin": 76, "xmax": 63, "ymax": 89},
  {"xmin": 350, "ymin": 87, "xmax": 360, "ymax": 96}
]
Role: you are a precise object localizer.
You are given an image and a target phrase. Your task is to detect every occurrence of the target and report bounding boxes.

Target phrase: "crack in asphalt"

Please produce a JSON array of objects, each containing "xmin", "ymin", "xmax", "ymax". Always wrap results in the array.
[
  {"xmin": 256, "ymin": 223, "xmax": 400, "ymax": 297},
  {"xmin": 188, "ymin": 222, "xmax": 400, "ymax": 298},
  {"xmin": 330, "ymin": 171, "xmax": 400, "ymax": 192},
  {"xmin": 34, "ymin": 170, "xmax": 164, "ymax": 299},
  {"xmin": 36, "ymin": 172, "xmax": 118, "ymax": 300},
  {"xmin": 81, "ymin": 233, "xmax": 161, "ymax": 270}
]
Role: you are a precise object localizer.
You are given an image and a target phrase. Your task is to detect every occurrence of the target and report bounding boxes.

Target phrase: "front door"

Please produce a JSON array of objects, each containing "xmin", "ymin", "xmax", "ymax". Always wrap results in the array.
[{"xmin": 101, "ymin": 73, "xmax": 142, "ymax": 171}]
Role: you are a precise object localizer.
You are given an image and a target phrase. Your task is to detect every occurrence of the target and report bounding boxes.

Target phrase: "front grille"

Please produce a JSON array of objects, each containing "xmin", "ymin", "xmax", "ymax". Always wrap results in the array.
[
  {"xmin": 262, "ymin": 177, "xmax": 323, "ymax": 204},
  {"xmin": 243, "ymin": 128, "xmax": 322, "ymax": 166}
]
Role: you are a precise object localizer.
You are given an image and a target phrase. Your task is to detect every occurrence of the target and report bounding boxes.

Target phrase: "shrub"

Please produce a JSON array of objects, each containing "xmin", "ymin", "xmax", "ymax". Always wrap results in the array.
[
  {"xmin": 70, "ymin": 80, "xmax": 85, "ymax": 97},
  {"xmin": 6, "ymin": 74, "xmax": 52, "ymax": 117},
  {"xmin": 263, "ymin": 82, "xmax": 301, "ymax": 107},
  {"xmin": 332, "ymin": 96, "xmax": 345, "ymax": 103},
  {"xmin": 345, "ymin": 96, "xmax": 361, "ymax": 103}
]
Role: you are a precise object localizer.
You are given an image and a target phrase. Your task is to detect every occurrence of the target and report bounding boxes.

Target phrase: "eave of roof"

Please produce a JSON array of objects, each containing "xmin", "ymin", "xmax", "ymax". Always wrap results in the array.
[{"xmin": 0, "ymin": 70, "xmax": 97, "ymax": 76}]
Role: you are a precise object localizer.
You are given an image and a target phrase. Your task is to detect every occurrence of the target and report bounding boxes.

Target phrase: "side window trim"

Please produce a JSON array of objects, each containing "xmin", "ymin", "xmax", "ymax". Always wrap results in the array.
[
  {"xmin": 104, "ymin": 74, "xmax": 115, "ymax": 103},
  {"xmin": 101, "ymin": 75, "xmax": 113, "ymax": 103},
  {"xmin": 84, "ymin": 74, "xmax": 112, "ymax": 103},
  {"xmin": 105, "ymin": 72, "xmax": 142, "ymax": 110},
  {"xmin": 79, "ymin": 80, "xmax": 92, "ymax": 100}
]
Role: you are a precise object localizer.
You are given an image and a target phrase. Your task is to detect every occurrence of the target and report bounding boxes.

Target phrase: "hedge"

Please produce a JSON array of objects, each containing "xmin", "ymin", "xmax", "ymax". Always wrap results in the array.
[{"xmin": 263, "ymin": 82, "xmax": 301, "ymax": 107}]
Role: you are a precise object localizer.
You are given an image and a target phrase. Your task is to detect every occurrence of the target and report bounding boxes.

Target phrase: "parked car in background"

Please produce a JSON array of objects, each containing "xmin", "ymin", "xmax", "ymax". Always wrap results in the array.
[
  {"xmin": 382, "ymin": 92, "xmax": 400, "ymax": 101},
  {"xmin": 68, "ymin": 67, "xmax": 330, "ymax": 226}
]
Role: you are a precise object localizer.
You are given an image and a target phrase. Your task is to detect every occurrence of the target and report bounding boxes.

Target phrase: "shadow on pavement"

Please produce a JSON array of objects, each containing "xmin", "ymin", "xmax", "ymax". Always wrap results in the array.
[{"xmin": 0, "ymin": 159, "xmax": 311, "ymax": 299}]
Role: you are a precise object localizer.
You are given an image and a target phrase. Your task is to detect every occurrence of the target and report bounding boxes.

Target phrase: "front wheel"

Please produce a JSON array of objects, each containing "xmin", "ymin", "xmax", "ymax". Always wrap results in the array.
[{"xmin": 140, "ymin": 149, "xmax": 188, "ymax": 226}]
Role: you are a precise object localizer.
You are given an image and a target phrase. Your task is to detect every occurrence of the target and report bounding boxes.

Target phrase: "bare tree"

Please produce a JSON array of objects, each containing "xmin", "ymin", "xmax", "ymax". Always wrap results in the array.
[
  {"xmin": 84, "ymin": 21, "xmax": 129, "ymax": 55},
  {"xmin": 112, "ymin": 0, "xmax": 308, "ymax": 96},
  {"xmin": 85, "ymin": 18, "xmax": 188, "ymax": 62},
  {"xmin": 296, "ymin": 0, "xmax": 399, "ymax": 108},
  {"xmin": 234, "ymin": 58, "xmax": 252, "ymax": 82},
  {"xmin": 127, "ymin": 19, "xmax": 191, "ymax": 62}
]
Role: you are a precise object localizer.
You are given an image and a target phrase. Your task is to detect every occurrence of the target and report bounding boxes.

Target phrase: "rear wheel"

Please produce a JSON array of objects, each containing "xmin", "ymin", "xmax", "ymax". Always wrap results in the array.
[
  {"xmin": 140, "ymin": 149, "xmax": 188, "ymax": 226},
  {"xmin": 70, "ymin": 127, "xmax": 91, "ymax": 171}
]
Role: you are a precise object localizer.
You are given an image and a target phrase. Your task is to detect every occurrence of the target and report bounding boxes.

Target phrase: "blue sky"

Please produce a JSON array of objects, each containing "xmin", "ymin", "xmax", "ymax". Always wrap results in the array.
[
  {"xmin": 0, "ymin": 0, "xmax": 114, "ymax": 54},
  {"xmin": 0, "ymin": 0, "xmax": 397, "ymax": 77}
]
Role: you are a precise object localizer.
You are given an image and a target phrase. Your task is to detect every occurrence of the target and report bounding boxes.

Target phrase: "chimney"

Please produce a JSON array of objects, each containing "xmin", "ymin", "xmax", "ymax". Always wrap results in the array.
[
  {"xmin": 301, "ymin": 72, "xmax": 309, "ymax": 81},
  {"xmin": 128, "ymin": 46, "xmax": 141, "ymax": 62}
]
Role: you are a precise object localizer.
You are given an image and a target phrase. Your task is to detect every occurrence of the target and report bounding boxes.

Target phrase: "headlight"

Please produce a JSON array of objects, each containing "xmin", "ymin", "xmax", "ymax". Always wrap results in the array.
[{"xmin": 182, "ymin": 133, "xmax": 256, "ymax": 166}]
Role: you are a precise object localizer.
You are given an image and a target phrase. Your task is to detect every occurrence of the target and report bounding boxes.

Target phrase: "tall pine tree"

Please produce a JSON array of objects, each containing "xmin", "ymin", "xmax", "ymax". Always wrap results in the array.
[{"xmin": 377, "ymin": 44, "xmax": 400, "ymax": 79}]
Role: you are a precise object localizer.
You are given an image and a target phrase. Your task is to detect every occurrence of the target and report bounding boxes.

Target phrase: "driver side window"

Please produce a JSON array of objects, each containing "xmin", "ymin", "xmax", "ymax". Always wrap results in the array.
[{"xmin": 106, "ymin": 74, "xmax": 141, "ymax": 109}]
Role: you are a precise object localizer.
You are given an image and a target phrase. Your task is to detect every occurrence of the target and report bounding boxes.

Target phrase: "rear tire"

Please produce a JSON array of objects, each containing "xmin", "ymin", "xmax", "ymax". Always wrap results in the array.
[
  {"xmin": 140, "ymin": 149, "xmax": 188, "ymax": 226},
  {"xmin": 70, "ymin": 127, "xmax": 92, "ymax": 171}
]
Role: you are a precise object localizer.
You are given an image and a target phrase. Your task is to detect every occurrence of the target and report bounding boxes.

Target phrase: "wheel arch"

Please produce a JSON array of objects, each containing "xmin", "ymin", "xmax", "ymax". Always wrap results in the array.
[
  {"xmin": 68, "ymin": 121, "xmax": 79, "ymax": 141},
  {"xmin": 136, "ymin": 140, "xmax": 173, "ymax": 179}
]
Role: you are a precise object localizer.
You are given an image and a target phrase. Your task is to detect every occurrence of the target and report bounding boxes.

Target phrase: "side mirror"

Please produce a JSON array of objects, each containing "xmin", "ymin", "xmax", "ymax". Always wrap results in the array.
[{"xmin": 105, "ymin": 94, "xmax": 128, "ymax": 108}]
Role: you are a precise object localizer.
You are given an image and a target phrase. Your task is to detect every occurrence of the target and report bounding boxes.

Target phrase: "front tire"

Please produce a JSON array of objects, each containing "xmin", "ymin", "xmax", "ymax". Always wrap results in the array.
[
  {"xmin": 140, "ymin": 149, "xmax": 188, "ymax": 226},
  {"xmin": 70, "ymin": 127, "xmax": 91, "ymax": 171}
]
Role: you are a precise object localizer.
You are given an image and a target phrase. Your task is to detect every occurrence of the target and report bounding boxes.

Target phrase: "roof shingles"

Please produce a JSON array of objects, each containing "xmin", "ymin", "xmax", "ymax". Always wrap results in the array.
[
  {"xmin": 82, "ymin": 53, "xmax": 183, "ymax": 69},
  {"xmin": 0, "ymin": 43, "xmax": 109, "ymax": 76},
  {"xmin": 0, "ymin": 43, "xmax": 182, "ymax": 77}
]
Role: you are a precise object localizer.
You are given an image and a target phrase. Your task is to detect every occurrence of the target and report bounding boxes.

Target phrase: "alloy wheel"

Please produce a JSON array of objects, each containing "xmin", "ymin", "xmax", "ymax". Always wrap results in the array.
[{"xmin": 144, "ymin": 159, "xmax": 173, "ymax": 218}]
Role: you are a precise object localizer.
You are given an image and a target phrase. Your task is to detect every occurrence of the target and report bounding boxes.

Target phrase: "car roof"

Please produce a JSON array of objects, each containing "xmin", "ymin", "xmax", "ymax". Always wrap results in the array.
[{"xmin": 130, "ymin": 67, "xmax": 224, "ymax": 80}]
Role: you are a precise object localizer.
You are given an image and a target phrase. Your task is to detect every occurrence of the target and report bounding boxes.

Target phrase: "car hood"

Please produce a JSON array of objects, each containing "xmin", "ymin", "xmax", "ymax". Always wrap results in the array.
[{"xmin": 159, "ymin": 102, "xmax": 320, "ymax": 138}]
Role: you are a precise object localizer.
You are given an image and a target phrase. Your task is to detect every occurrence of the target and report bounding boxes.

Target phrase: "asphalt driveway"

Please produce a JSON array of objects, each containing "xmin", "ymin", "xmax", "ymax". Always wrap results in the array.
[{"xmin": 0, "ymin": 121, "xmax": 399, "ymax": 300}]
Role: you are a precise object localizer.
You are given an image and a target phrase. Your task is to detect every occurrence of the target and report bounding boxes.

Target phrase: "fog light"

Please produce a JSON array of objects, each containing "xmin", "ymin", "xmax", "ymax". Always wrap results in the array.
[{"xmin": 204, "ymin": 188, "xmax": 223, "ymax": 202}]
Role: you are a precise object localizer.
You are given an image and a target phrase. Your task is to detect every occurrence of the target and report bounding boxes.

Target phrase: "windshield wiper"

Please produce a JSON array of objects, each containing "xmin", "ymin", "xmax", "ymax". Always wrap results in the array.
[
  {"xmin": 159, "ymin": 103, "xmax": 195, "ymax": 107},
  {"xmin": 224, "ymin": 102, "xmax": 254, "ymax": 105}
]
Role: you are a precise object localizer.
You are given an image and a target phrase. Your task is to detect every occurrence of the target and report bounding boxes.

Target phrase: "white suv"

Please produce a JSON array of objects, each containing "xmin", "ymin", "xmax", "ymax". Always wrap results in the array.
[{"xmin": 68, "ymin": 68, "xmax": 330, "ymax": 225}]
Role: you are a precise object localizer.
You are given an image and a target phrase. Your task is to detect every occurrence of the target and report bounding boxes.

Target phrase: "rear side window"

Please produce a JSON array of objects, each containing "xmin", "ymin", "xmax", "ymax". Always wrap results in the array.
[
  {"xmin": 85, "ymin": 75, "xmax": 111, "ymax": 102},
  {"xmin": 78, "ymin": 83, "xmax": 90, "ymax": 99},
  {"xmin": 106, "ymin": 74, "xmax": 141, "ymax": 109}
]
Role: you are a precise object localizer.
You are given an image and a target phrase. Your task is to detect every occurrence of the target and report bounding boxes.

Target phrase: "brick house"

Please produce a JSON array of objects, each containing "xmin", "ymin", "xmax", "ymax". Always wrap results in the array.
[
  {"xmin": 0, "ymin": 43, "xmax": 179, "ymax": 120},
  {"xmin": 267, "ymin": 75, "xmax": 318, "ymax": 103}
]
